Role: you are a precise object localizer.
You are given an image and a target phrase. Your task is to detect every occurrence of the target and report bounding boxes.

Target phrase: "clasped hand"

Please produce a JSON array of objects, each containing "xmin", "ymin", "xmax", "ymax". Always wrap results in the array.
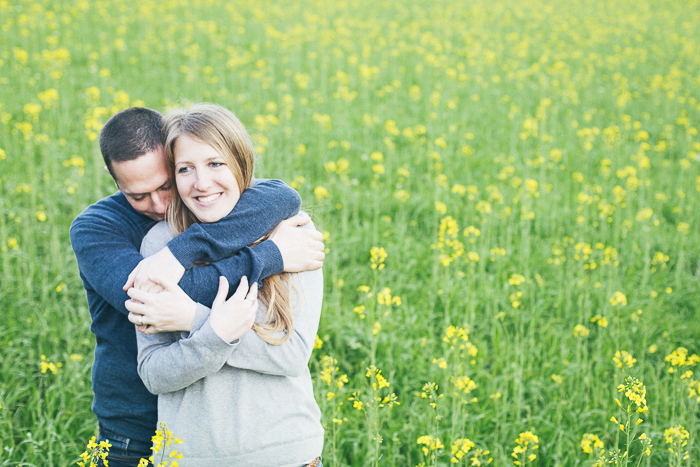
[
  {"xmin": 125, "ymin": 276, "xmax": 196, "ymax": 334},
  {"xmin": 208, "ymin": 276, "xmax": 258, "ymax": 343}
]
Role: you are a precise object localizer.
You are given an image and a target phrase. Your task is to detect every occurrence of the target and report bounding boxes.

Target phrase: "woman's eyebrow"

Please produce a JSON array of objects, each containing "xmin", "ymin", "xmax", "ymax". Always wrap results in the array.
[{"xmin": 175, "ymin": 156, "xmax": 222, "ymax": 165}]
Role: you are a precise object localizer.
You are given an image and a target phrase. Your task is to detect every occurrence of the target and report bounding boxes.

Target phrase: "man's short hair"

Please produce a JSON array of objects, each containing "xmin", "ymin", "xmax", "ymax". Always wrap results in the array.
[{"xmin": 99, "ymin": 107, "xmax": 164, "ymax": 175}]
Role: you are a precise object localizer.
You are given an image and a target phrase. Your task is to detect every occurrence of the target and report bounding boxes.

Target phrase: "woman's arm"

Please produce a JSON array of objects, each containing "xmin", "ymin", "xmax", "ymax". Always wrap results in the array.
[
  {"xmin": 186, "ymin": 266, "xmax": 323, "ymax": 377},
  {"xmin": 136, "ymin": 277, "xmax": 260, "ymax": 393},
  {"xmin": 136, "ymin": 304, "xmax": 239, "ymax": 394}
]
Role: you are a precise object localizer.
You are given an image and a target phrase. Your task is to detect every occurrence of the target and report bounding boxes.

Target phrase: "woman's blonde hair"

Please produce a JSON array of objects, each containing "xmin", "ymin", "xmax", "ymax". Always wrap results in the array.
[{"xmin": 163, "ymin": 103, "xmax": 293, "ymax": 345}]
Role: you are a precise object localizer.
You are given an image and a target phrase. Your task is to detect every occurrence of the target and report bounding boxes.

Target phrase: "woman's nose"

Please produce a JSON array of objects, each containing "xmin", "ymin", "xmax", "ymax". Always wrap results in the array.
[{"xmin": 194, "ymin": 172, "xmax": 213, "ymax": 191}]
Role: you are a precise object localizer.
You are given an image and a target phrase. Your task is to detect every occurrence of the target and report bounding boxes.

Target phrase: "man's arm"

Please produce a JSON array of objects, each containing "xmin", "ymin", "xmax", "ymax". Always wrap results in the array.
[{"xmin": 71, "ymin": 208, "xmax": 281, "ymax": 329}]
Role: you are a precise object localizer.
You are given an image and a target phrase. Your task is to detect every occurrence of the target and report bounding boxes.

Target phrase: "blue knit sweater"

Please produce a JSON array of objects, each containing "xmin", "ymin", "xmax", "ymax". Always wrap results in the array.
[{"xmin": 69, "ymin": 179, "xmax": 300, "ymax": 442}]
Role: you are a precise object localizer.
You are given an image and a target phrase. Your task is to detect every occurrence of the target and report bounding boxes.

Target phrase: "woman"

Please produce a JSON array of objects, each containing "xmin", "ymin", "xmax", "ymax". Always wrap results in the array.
[{"xmin": 133, "ymin": 103, "xmax": 324, "ymax": 466}]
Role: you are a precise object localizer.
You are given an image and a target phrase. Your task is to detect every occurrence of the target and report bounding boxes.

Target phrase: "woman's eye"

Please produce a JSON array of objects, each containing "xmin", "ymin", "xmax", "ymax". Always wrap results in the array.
[
  {"xmin": 177, "ymin": 167, "xmax": 191, "ymax": 174},
  {"xmin": 210, "ymin": 162, "xmax": 224, "ymax": 168}
]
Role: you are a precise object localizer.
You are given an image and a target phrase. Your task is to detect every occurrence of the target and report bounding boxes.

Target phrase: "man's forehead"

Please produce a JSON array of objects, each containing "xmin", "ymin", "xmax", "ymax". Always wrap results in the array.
[{"xmin": 111, "ymin": 149, "xmax": 170, "ymax": 195}]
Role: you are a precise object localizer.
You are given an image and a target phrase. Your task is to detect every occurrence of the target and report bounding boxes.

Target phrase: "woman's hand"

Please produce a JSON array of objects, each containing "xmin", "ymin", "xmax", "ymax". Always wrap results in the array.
[
  {"xmin": 125, "ymin": 276, "xmax": 197, "ymax": 334},
  {"xmin": 209, "ymin": 276, "xmax": 258, "ymax": 343}
]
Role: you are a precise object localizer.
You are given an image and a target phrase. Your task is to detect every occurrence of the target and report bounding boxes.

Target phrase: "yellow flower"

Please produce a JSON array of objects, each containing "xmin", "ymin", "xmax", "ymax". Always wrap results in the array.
[
  {"xmin": 581, "ymin": 433, "xmax": 604, "ymax": 455},
  {"xmin": 313, "ymin": 186, "xmax": 329, "ymax": 200},
  {"xmin": 609, "ymin": 291, "xmax": 627, "ymax": 306},
  {"xmin": 370, "ymin": 247, "xmax": 387, "ymax": 270},
  {"xmin": 573, "ymin": 324, "xmax": 590, "ymax": 337},
  {"xmin": 613, "ymin": 350, "xmax": 636, "ymax": 369}
]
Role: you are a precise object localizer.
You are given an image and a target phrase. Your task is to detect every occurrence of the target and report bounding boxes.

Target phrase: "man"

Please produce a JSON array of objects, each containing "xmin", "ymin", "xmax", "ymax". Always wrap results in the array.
[{"xmin": 70, "ymin": 107, "xmax": 324, "ymax": 466}]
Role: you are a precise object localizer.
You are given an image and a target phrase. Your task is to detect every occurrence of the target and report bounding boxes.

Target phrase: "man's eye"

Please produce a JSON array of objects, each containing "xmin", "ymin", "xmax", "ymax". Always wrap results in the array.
[
  {"xmin": 160, "ymin": 184, "xmax": 171, "ymax": 191},
  {"xmin": 132, "ymin": 196, "xmax": 145, "ymax": 202}
]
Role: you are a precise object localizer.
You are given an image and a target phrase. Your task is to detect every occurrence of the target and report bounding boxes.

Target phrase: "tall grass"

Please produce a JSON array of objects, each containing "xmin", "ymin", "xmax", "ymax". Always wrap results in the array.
[{"xmin": 1, "ymin": 0, "xmax": 699, "ymax": 464}]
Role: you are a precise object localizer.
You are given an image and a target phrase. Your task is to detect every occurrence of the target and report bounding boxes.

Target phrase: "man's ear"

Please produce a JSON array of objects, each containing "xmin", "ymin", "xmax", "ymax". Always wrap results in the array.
[{"xmin": 105, "ymin": 166, "xmax": 119, "ymax": 189}]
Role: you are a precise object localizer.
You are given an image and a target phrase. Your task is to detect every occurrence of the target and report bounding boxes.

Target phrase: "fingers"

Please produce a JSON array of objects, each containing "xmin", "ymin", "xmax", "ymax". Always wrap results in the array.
[
  {"xmin": 245, "ymin": 282, "xmax": 259, "ymax": 302},
  {"xmin": 284, "ymin": 214, "xmax": 311, "ymax": 227},
  {"xmin": 125, "ymin": 299, "xmax": 146, "ymax": 314},
  {"xmin": 123, "ymin": 265, "xmax": 139, "ymax": 290},
  {"xmin": 148, "ymin": 274, "xmax": 179, "ymax": 292},
  {"xmin": 140, "ymin": 324, "xmax": 157, "ymax": 335},
  {"xmin": 231, "ymin": 276, "xmax": 249, "ymax": 301},
  {"xmin": 309, "ymin": 229, "xmax": 323, "ymax": 241},
  {"xmin": 127, "ymin": 287, "xmax": 150, "ymax": 304},
  {"xmin": 140, "ymin": 280, "xmax": 163, "ymax": 294},
  {"xmin": 212, "ymin": 276, "xmax": 229, "ymax": 309},
  {"xmin": 127, "ymin": 310, "xmax": 145, "ymax": 325}
]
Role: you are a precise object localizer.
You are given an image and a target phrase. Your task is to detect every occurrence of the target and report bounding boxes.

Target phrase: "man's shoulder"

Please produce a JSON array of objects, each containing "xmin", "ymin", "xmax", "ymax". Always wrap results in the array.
[
  {"xmin": 72, "ymin": 191, "xmax": 128, "ymax": 221},
  {"xmin": 70, "ymin": 192, "xmax": 150, "ymax": 239}
]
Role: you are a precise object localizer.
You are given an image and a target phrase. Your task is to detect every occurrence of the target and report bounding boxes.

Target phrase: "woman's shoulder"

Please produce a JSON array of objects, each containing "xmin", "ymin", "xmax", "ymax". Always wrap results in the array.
[{"xmin": 140, "ymin": 221, "xmax": 175, "ymax": 257}]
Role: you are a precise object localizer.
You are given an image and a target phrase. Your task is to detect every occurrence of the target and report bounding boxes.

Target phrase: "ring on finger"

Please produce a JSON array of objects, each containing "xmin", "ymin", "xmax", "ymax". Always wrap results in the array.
[{"xmin": 139, "ymin": 316, "xmax": 144, "ymax": 327}]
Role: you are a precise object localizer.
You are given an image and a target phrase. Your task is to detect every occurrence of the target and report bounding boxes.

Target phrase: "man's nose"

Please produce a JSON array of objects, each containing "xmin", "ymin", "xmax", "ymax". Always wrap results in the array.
[{"xmin": 151, "ymin": 191, "xmax": 169, "ymax": 214}]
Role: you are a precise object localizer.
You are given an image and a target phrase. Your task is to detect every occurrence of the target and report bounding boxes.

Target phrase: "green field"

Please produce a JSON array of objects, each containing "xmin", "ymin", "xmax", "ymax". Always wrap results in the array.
[{"xmin": 1, "ymin": 0, "xmax": 700, "ymax": 465}]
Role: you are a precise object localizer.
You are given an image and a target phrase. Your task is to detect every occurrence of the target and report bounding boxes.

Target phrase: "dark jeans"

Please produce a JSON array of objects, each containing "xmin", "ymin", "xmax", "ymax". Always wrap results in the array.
[{"xmin": 95, "ymin": 424, "xmax": 152, "ymax": 467}]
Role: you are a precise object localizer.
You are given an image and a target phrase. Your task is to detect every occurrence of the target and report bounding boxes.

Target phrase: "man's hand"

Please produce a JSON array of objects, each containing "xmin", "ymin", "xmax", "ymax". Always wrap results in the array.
[
  {"xmin": 269, "ymin": 213, "xmax": 325, "ymax": 272},
  {"xmin": 209, "ymin": 276, "xmax": 258, "ymax": 343},
  {"xmin": 123, "ymin": 246, "xmax": 186, "ymax": 292},
  {"xmin": 125, "ymin": 276, "xmax": 196, "ymax": 335}
]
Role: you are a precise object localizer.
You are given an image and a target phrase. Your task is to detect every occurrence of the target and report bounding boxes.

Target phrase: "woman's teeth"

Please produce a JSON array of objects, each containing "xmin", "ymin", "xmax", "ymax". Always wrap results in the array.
[{"xmin": 197, "ymin": 193, "xmax": 221, "ymax": 203}]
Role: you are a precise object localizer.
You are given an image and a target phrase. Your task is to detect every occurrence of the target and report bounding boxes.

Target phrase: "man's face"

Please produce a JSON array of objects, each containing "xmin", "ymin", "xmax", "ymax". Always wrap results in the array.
[{"xmin": 110, "ymin": 147, "xmax": 171, "ymax": 221}]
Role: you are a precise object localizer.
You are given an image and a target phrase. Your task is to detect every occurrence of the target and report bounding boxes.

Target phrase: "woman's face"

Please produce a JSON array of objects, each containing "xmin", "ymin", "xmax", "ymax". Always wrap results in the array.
[{"xmin": 173, "ymin": 134, "xmax": 241, "ymax": 223}]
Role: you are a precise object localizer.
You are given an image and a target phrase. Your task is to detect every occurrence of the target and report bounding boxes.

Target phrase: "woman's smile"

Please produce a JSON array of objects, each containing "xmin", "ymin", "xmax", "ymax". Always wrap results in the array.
[
  {"xmin": 174, "ymin": 134, "xmax": 241, "ymax": 223},
  {"xmin": 196, "ymin": 193, "xmax": 222, "ymax": 204}
]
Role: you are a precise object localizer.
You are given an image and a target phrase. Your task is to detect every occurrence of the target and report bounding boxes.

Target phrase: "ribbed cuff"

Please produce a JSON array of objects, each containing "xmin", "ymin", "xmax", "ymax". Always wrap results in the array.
[
  {"xmin": 196, "ymin": 318, "xmax": 241, "ymax": 352},
  {"xmin": 255, "ymin": 239, "xmax": 284, "ymax": 280},
  {"xmin": 184, "ymin": 302, "xmax": 212, "ymax": 338}
]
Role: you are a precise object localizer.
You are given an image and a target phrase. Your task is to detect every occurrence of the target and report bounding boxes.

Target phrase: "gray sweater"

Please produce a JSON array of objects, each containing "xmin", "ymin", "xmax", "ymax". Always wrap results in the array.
[{"xmin": 136, "ymin": 221, "xmax": 324, "ymax": 466}]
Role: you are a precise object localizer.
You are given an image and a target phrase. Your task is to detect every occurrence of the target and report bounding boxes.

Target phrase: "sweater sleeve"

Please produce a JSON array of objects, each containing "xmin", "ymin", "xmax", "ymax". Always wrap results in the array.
[
  {"xmin": 177, "ymin": 240, "xmax": 282, "ymax": 307},
  {"xmin": 136, "ymin": 303, "xmax": 239, "ymax": 394},
  {"xmin": 167, "ymin": 179, "xmax": 301, "ymax": 268}
]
